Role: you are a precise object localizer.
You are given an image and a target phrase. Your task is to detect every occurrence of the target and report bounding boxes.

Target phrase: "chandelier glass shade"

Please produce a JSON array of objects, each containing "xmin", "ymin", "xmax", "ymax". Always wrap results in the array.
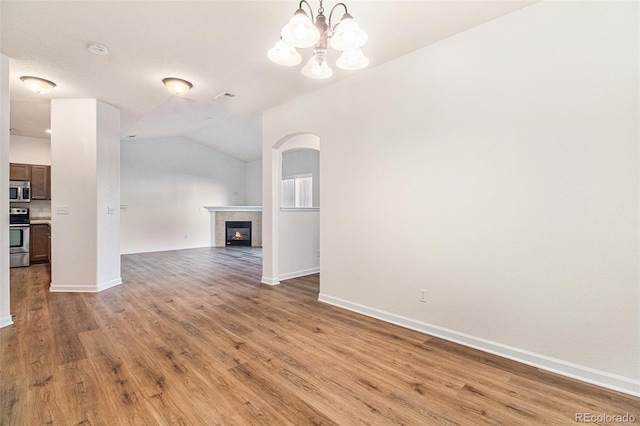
[
  {"xmin": 281, "ymin": 9, "xmax": 321, "ymax": 48},
  {"xmin": 302, "ymin": 53, "xmax": 333, "ymax": 79},
  {"xmin": 267, "ymin": 38, "xmax": 303, "ymax": 66},
  {"xmin": 336, "ymin": 48, "xmax": 369, "ymax": 70},
  {"xmin": 269, "ymin": 0, "xmax": 369, "ymax": 79},
  {"xmin": 330, "ymin": 14, "xmax": 368, "ymax": 51}
]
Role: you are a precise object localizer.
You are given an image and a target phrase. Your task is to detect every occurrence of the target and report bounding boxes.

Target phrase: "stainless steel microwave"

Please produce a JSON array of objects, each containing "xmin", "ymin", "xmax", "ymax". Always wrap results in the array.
[{"xmin": 10, "ymin": 180, "xmax": 31, "ymax": 202}]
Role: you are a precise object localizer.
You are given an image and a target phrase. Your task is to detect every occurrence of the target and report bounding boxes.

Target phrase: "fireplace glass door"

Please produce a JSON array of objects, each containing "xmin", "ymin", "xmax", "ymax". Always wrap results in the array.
[{"xmin": 225, "ymin": 221, "xmax": 252, "ymax": 246}]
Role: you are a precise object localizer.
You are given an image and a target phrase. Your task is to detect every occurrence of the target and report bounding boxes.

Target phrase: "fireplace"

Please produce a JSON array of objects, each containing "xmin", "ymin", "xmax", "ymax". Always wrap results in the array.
[
  {"xmin": 205, "ymin": 206, "xmax": 262, "ymax": 247},
  {"xmin": 225, "ymin": 221, "xmax": 252, "ymax": 246}
]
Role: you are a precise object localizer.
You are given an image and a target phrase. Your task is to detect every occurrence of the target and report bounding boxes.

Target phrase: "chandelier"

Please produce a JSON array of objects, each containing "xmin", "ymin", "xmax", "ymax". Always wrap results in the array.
[{"xmin": 268, "ymin": 0, "xmax": 369, "ymax": 79}]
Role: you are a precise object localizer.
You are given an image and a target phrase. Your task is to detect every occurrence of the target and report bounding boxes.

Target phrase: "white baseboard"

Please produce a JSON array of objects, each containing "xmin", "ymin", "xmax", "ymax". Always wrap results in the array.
[
  {"xmin": 121, "ymin": 245, "xmax": 211, "ymax": 255},
  {"xmin": 97, "ymin": 278, "xmax": 122, "ymax": 292},
  {"xmin": 279, "ymin": 267, "xmax": 320, "ymax": 281},
  {"xmin": 262, "ymin": 267, "xmax": 320, "ymax": 285},
  {"xmin": 318, "ymin": 293, "xmax": 640, "ymax": 398},
  {"xmin": 0, "ymin": 315, "xmax": 13, "ymax": 329},
  {"xmin": 261, "ymin": 276, "xmax": 280, "ymax": 286},
  {"xmin": 50, "ymin": 277, "xmax": 122, "ymax": 293}
]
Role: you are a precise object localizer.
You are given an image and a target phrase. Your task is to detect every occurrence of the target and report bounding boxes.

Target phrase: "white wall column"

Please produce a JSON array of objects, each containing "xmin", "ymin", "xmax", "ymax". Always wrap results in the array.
[
  {"xmin": 50, "ymin": 99, "xmax": 121, "ymax": 292},
  {"xmin": 261, "ymin": 146, "xmax": 280, "ymax": 285},
  {"xmin": 0, "ymin": 53, "xmax": 12, "ymax": 327}
]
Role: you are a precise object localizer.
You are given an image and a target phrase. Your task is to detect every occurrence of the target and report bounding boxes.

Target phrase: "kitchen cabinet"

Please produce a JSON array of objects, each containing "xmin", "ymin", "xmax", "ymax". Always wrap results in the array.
[
  {"xmin": 10, "ymin": 163, "xmax": 31, "ymax": 181},
  {"xmin": 9, "ymin": 163, "xmax": 51, "ymax": 200},
  {"xmin": 30, "ymin": 224, "xmax": 50, "ymax": 264},
  {"xmin": 30, "ymin": 165, "xmax": 50, "ymax": 200}
]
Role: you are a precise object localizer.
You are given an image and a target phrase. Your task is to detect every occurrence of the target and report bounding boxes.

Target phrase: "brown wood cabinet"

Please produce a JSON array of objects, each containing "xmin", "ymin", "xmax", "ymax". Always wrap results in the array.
[
  {"xmin": 10, "ymin": 163, "xmax": 31, "ymax": 181},
  {"xmin": 30, "ymin": 224, "xmax": 50, "ymax": 264},
  {"xmin": 9, "ymin": 163, "xmax": 51, "ymax": 200},
  {"xmin": 30, "ymin": 165, "xmax": 50, "ymax": 200}
]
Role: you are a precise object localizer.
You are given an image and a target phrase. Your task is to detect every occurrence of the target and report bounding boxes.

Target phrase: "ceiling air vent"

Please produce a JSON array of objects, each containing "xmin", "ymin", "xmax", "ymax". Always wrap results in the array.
[
  {"xmin": 215, "ymin": 92, "xmax": 236, "ymax": 101},
  {"xmin": 88, "ymin": 43, "xmax": 109, "ymax": 56}
]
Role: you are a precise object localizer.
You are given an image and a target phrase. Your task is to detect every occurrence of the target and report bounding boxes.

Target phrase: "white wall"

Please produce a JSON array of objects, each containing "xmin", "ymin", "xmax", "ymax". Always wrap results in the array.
[
  {"xmin": 50, "ymin": 99, "xmax": 121, "ymax": 292},
  {"xmin": 9, "ymin": 135, "xmax": 50, "ymax": 165},
  {"xmin": 96, "ymin": 101, "xmax": 121, "ymax": 287},
  {"xmin": 120, "ymin": 136, "xmax": 248, "ymax": 254},
  {"xmin": 245, "ymin": 159, "xmax": 262, "ymax": 206},
  {"xmin": 0, "ymin": 53, "xmax": 12, "ymax": 328},
  {"xmin": 263, "ymin": 1, "xmax": 639, "ymax": 395},
  {"xmin": 278, "ymin": 210, "xmax": 319, "ymax": 280},
  {"xmin": 6, "ymin": 132, "xmax": 261, "ymax": 255}
]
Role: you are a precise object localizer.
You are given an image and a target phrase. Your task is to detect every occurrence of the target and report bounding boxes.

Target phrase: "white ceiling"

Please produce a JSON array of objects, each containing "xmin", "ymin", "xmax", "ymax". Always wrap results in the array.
[{"xmin": 1, "ymin": 0, "xmax": 535, "ymax": 161}]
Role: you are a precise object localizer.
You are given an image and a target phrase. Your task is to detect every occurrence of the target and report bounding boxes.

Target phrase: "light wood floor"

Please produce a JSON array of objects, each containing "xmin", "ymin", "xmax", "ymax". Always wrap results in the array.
[{"xmin": 1, "ymin": 247, "xmax": 638, "ymax": 425}]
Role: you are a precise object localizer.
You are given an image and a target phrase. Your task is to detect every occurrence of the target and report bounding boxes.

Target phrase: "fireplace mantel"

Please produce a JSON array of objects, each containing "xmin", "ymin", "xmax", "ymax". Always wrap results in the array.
[
  {"xmin": 204, "ymin": 206, "xmax": 262, "ymax": 247},
  {"xmin": 204, "ymin": 206, "xmax": 262, "ymax": 212}
]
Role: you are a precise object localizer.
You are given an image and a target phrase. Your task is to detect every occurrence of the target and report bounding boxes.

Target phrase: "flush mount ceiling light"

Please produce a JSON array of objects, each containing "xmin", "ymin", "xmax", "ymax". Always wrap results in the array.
[
  {"xmin": 19, "ymin": 76, "xmax": 57, "ymax": 94},
  {"xmin": 268, "ymin": 0, "xmax": 369, "ymax": 79},
  {"xmin": 162, "ymin": 77, "xmax": 193, "ymax": 95}
]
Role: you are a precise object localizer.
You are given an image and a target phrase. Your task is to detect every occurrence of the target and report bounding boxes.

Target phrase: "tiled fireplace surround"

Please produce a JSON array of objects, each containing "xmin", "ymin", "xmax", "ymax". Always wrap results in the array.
[{"xmin": 204, "ymin": 206, "xmax": 262, "ymax": 247}]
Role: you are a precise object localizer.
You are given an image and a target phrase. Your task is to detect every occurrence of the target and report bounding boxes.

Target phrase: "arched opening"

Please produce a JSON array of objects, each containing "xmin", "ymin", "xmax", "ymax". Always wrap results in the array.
[{"xmin": 262, "ymin": 133, "xmax": 320, "ymax": 285}]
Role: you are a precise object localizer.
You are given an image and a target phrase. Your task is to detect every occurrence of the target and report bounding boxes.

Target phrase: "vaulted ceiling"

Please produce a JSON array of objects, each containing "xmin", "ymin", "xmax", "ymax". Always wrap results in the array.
[{"xmin": 1, "ymin": 0, "xmax": 535, "ymax": 161}]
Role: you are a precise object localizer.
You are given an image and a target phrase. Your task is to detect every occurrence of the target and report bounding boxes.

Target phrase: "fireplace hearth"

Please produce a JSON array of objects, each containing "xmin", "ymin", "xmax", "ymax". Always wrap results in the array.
[{"xmin": 225, "ymin": 221, "xmax": 252, "ymax": 246}]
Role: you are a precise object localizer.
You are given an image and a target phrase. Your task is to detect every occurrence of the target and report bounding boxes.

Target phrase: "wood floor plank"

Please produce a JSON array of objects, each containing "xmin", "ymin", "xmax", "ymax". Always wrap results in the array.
[{"xmin": 2, "ymin": 247, "xmax": 638, "ymax": 425}]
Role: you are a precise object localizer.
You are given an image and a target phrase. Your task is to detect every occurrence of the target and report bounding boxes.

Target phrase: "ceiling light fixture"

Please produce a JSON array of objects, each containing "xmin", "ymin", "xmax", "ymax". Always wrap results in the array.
[
  {"xmin": 19, "ymin": 76, "xmax": 57, "ymax": 94},
  {"xmin": 269, "ymin": 0, "xmax": 369, "ymax": 79},
  {"xmin": 162, "ymin": 77, "xmax": 193, "ymax": 95}
]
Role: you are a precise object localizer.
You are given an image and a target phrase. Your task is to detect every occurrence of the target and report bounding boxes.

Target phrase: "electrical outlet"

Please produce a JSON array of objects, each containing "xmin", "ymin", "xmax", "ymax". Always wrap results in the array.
[
  {"xmin": 420, "ymin": 289, "xmax": 427, "ymax": 303},
  {"xmin": 107, "ymin": 206, "xmax": 115, "ymax": 214},
  {"xmin": 55, "ymin": 205, "xmax": 69, "ymax": 215}
]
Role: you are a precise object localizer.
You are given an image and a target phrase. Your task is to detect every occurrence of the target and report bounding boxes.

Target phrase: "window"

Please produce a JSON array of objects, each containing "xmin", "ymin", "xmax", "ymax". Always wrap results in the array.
[{"xmin": 282, "ymin": 174, "xmax": 312, "ymax": 208}]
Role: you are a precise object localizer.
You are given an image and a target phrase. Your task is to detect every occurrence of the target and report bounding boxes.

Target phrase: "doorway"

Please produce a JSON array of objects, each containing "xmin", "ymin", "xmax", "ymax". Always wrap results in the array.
[{"xmin": 262, "ymin": 133, "xmax": 320, "ymax": 285}]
